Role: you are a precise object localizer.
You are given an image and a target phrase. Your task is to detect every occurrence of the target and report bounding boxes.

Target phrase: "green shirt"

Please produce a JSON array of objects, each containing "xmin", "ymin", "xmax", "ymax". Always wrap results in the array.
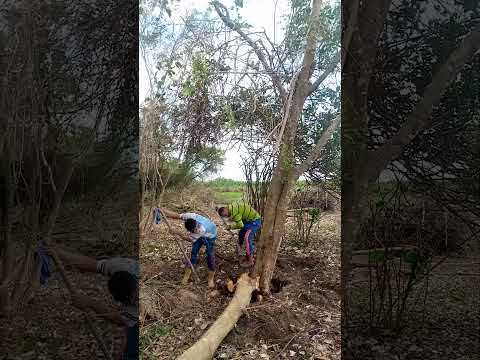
[{"xmin": 227, "ymin": 202, "xmax": 261, "ymax": 230}]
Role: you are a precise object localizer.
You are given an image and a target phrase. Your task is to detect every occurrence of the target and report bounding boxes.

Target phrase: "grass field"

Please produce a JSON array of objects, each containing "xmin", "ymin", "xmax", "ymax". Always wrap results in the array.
[
  {"xmin": 203, "ymin": 178, "xmax": 245, "ymax": 204},
  {"xmin": 202, "ymin": 178, "xmax": 311, "ymax": 204},
  {"xmin": 214, "ymin": 190, "xmax": 244, "ymax": 203}
]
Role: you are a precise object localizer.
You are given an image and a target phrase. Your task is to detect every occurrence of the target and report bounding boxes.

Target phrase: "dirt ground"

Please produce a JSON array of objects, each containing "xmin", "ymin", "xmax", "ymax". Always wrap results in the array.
[
  {"xmin": 139, "ymin": 205, "xmax": 341, "ymax": 360},
  {"xmin": 346, "ymin": 237, "xmax": 480, "ymax": 359},
  {"xmin": 0, "ymin": 198, "xmax": 137, "ymax": 360},
  {"xmin": 0, "ymin": 194, "xmax": 340, "ymax": 360},
  {"xmin": 0, "ymin": 264, "xmax": 125, "ymax": 359}
]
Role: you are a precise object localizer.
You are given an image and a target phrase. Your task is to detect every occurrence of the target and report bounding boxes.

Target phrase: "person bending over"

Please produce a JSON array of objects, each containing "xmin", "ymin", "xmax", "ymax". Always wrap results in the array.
[
  {"xmin": 217, "ymin": 201, "xmax": 261, "ymax": 268},
  {"xmin": 161, "ymin": 208, "xmax": 218, "ymax": 288},
  {"xmin": 53, "ymin": 248, "xmax": 139, "ymax": 360}
]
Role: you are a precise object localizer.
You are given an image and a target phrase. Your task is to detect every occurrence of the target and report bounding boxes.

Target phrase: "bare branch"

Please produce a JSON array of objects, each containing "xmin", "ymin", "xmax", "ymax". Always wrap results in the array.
[
  {"xmin": 364, "ymin": 25, "xmax": 480, "ymax": 183},
  {"xmin": 274, "ymin": 70, "xmax": 301, "ymax": 154},
  {"xmin": 294, "ymin": 114, "xmax": 340, "ymax": 178},
  {"xmin": 295, "ymin": 0, "xmax": 324, "ymax": 93},
  {"xmin": 212, "ymin": 1, "xmax": 287, "ymax": 103},
  {"xmin": 307, "ymin": 49, "xmax": 340, "ymax": 96}
]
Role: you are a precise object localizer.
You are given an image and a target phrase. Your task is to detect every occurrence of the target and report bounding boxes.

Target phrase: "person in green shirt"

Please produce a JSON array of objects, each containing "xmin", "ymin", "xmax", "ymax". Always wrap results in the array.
[{"xmin": 217, "ymin": 202, "xmax": 262, "ymax": 268}]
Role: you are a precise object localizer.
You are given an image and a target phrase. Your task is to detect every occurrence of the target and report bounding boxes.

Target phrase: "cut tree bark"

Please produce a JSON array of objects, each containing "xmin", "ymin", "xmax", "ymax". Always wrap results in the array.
[{"xmin": 177, "ymin": 273, "xmax": 257, "ymax": 360}]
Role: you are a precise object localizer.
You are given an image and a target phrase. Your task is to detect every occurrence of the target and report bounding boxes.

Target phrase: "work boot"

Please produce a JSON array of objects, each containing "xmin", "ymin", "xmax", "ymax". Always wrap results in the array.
[
  {"xmin": 207, "ymin": 271, "xmax": 215, "ymax": 288},
  {"xmin": 181, "ymin": 268, "xmax": 192, "ymax": 285}
]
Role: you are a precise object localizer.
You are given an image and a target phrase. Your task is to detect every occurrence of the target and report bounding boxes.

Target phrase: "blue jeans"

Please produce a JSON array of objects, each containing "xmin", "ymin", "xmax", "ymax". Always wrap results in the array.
[
  {"xmin": 238, "ymin": 219, "xmax": 261, "ymax": 257},
  {"xmin": 189, "ymin": 237, "xmax": 216, "ymax": 271},
  {"xmin": 123, "ymin": 322, "xmax": 139, "ymax": 360}
]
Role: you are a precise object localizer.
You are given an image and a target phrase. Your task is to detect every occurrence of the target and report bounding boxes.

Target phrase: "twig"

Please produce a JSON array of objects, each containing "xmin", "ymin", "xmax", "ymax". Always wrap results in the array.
[
  {"xmin": 45, "ymin": 185, "xmax": 112, "ymax": 360},
  {"xmin": 275, "ymin": 332, "xmax": 302, "ymax": 359},
  {"xmin": 275, "ymin": 326, "xmax": 323, "ymax": 359}
]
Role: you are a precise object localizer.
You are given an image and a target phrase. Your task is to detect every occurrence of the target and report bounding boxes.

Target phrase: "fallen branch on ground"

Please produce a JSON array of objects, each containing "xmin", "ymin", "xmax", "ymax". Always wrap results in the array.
[{"xmin": 177, "ymin": 273, "xmax": 257, "ymax": 360}]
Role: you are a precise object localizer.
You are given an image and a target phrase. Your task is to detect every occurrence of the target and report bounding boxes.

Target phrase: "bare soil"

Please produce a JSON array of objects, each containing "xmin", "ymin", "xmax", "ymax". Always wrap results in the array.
[
  {"xmin": 139, "ymin": 205, "xmax": 341, "ymax": 360},
  {"xmin": 347, "ymin": 237, "xmax": 480, "ymax": 359}
]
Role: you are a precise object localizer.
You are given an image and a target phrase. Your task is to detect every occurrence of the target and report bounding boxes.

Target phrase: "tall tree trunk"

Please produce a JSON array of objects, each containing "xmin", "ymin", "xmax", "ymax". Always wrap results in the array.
[
  {"xmin": 341, "ymin": 0, "xmax": 391, "ymax": 325},
  {"xmin": 253, "ymin": 162, "xmax": 294, "ymax": 293},
  {"xmin": 253, "ymin": 81, "xmax": 303, "ymax": 293}
]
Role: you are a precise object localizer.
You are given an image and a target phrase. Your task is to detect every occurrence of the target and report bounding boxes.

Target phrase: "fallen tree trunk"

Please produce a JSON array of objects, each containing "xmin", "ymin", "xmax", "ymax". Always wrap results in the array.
[{"xmin": 177, "ymin": 273, "xmax": 257, "ymax": 360}]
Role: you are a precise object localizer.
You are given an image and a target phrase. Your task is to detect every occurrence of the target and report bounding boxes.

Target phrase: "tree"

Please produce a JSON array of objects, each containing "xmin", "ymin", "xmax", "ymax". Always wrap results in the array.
[
  {"xmin": 1, "ymin": 1, "xmax": 137, "ymax": 357},
  {"xmin": 342, "ymin": 0, "xmax": 480, "ymax": 333},
  {"xmin": 139, "ymin": 8, "xmax": 230, "ymax": 212},
  {"xmin": 212, "ymin": 0, "xmax": 340, "ymax": 293},
  {"xmin": 178, "ymin": 1, "xmax": 341, "ymax": 357}
]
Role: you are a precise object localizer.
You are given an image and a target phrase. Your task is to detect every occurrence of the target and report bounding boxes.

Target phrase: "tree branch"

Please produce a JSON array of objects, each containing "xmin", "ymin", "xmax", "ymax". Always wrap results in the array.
[
  {"xmin": 364, "ymin": 25, "xmax": 480, "ymax": 183},
  {"xmin": 276, "ymin": 0, "xmax": 325, "ymax": 153},
  {"xmin": 212, "ymin": 1, "xmax": 287, "ymax": 103},
  {"xmin": 296, "ymin": 0, "xmax": 324, "ymax": 93},
  {"xmin": 307, "ymin": 49, "xmax": 340, "ymax": 96},
  {"xmin": 294, "ymin": 114, "xmax": 341, "ymax": 178},
  {"xmin": 341, "ymin": 0, "xmax": 359, "ymax": 68}
]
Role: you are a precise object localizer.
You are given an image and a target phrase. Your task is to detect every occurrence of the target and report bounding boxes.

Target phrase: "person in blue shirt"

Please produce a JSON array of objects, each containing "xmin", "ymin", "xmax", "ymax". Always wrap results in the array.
[
  {"xmin": 161, "ymin": 208, "xmax": 217, "ymax": 288},
  {"xmin": 51, "ymin": 247, "xmax": 139, "ymax": 360}
]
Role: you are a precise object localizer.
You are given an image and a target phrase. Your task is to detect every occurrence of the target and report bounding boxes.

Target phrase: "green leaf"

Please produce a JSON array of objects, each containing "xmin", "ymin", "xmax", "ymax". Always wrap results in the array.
[
  {"xmin": 223, "ymin": 104, "xmax": 235, "ymax": 126},
  {"xmin": 308, "ymin": 208, "xmax": 320, "ymax": 221},
  {"xmin": 182, "ymin": 82, "xmax": 194, "ymax": 97}
]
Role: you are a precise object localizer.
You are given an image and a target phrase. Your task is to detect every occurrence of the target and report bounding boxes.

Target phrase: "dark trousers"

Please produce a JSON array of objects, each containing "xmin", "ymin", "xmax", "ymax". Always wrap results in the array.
[
  {"xmin": 189, "ymin": 236, "xmax": 216, "ymax": 271},
  {"xmin": 123, "ymin": 322, "xmax": 139, "ymax": 360},
  {"xmin": 238, "ymin": 219, "xmax": 261, "ymax": 257}
]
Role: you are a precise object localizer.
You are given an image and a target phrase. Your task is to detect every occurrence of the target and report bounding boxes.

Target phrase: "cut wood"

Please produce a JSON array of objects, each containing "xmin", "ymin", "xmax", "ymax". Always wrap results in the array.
[{"xmin": 177, "ymin": 273, "xmax": 257, "ymax": 360}]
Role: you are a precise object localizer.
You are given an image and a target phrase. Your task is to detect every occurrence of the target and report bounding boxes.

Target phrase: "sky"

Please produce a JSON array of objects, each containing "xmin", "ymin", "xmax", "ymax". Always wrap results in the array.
[{"xmin": 139, "ymin": 0, "xmax": 338, "ymax": 181}]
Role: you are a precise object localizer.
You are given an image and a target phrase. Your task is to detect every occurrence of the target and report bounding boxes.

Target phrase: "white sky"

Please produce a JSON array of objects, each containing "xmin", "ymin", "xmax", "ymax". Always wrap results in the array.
[{"xmin": 139, "ymin": 0, "xmax": 338, "ymax": 181}]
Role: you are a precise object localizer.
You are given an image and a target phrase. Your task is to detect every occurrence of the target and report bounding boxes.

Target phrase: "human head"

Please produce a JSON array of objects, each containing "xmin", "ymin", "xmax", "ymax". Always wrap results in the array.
[
  {"xmin": 108, "ymin": 271, "xmax": 137, "ymax": 305},
  {"xmin": 217, "ymin": 206, "xmax": 229, "ymax": 218},
  {"xmin": 184, "ymin": 218, "xmax": 198, "ymax": 233}
]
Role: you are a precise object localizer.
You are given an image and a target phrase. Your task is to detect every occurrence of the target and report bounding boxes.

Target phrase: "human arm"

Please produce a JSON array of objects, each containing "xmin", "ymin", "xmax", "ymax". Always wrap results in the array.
[
  {"xmin": 71, "ymin": 293, "xmax": 125, "ymax": 326},
  {"xmin": 160, "ymin": 208, "xmax": 182, "ymax": 220},
  {"xmin": 171, "ymin": 229, "xmax": 194, "ymax": 243},
  {"xmin": 226, "ymin": 215, "xmax": 244, "ymax": 230},
  {"xmin": 52, "ymin": 246, "xmax": 98, "ymax": 273}
]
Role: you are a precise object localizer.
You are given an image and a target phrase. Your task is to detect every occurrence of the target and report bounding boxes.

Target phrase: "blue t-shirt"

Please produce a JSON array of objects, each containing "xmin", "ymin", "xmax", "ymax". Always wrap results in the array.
[{"xmin": 180, "ymin": 213, "xmax": 217, "ymax": 239}]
